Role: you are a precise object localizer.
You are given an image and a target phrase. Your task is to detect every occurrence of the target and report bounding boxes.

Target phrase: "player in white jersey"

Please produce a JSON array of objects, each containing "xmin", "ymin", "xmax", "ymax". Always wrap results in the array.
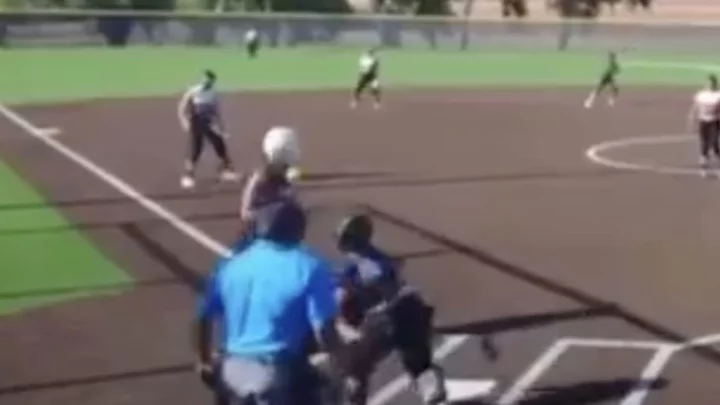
[
  {"xmin": 177, "ymin": 70, "xmax": 238, "ymax": 189},
  {"xmin": 688, "ymin": 74, "xmax": 720, "ymax": 177},
  {"xmin": 244, "ymin": 28, "xmax": 259, "ymax": 59},
  {"xmin": 351, "ymin": 48, "xmax": 381, "ymax": 109}
]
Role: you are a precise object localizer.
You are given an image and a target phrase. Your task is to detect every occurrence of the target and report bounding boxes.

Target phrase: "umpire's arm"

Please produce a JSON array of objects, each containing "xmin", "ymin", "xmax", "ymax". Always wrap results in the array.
[
  {"xmin": 194, "ymin": 268, "xmax": 224, "ymax": 367},
  {"xmin": 306, "ymin": 262, "xmax": 349, "ymax": 369}
]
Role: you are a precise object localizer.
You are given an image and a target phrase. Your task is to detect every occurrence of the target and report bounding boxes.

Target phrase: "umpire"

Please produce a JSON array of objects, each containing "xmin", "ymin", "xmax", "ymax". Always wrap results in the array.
[{"xmin": 193, "ymin": 201, "xmax": 347, "ymax": 405}]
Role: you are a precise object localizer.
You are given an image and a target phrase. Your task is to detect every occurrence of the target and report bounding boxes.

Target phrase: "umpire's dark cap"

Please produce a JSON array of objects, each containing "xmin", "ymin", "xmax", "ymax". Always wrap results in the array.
[{"xmin": 254, "ymin": 201, "xmax": 307, "ymax": 245}]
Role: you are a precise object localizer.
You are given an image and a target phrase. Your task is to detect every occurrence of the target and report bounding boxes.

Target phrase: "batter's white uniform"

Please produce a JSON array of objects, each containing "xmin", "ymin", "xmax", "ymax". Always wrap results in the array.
[
  {"xmin": 693, "ymin": 89, "xmax": 720, "ymax": 123},
  {"xmin": 692, "ymin": 88, "xmax": 720, "ymax": 169}
]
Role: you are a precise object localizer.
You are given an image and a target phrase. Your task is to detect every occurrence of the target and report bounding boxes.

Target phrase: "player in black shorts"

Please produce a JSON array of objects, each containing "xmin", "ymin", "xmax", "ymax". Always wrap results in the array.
[
  {"xmin": 177, "ymin": 70, "xmax": 238, "ymax": 189},
  {"xmin": 351, "ymin": 48, "xmax": 381, "ymax": 109},
  {"xmin": 584, "ymin": 51, "xmax": 620, "ymax": 109},
  {"xmin": 688, "ymin": 75, "xmax": 720, "ymax": 178},
  {"xmin": 333, "ymin": 214, "xmax": 447, "ymax": 405}
]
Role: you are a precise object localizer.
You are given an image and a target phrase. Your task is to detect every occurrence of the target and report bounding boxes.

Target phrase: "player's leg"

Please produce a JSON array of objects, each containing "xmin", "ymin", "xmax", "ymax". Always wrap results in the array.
[
  {"xmin": 182, "ymin": 120, "xmax": 205, "ymax": 189},
  {"xmin": 606, "ymin": 77, "xmax": 619, "ymax": 106},
  {"xmin": 711, "ymin": 120, "xmax": 720, "ymax": 167},
  {"xmin": 585, "ymin": 74, "xmax": 609, "ymax": 108},
  {"xmin": 391, "ymin": 294, "xmax": 447, "ymax": 404},
  {"xmin": 699, "ymin": 121, "xmax": 713, "ymax": 177},
  {"xmin": 352, "ymin": 73, "xmax": 371, "ymax": 108},
  {"xmin": 206, "ymin": 127, "xmax": 238, "ymax": 182},
  {"xmin": 336, "ymin": 306, "xmax": 394, "ymax": 405},
  {"xmin": 247, "ymin": 39, "xmax": 259, "ymax": 58},
  {"xmin": 370, "ymin": 77, "xmax": 382, "ymax": 109}
]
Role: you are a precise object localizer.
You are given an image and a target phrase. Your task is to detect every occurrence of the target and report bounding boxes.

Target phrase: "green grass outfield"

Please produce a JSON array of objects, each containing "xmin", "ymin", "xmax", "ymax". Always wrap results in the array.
[
  {"xmin": 3, "ymin": 47, "xmax": 720, "ymax": 105},
  {"xmin": 1, "ymin": 46, "xmax": 717, "ymax": 316}
]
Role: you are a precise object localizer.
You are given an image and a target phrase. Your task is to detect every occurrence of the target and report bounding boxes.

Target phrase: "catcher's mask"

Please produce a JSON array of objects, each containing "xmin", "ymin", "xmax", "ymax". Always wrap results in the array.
[{"xmin": 336, "ymin": 214, "xmax": 373, "ymax": 251}]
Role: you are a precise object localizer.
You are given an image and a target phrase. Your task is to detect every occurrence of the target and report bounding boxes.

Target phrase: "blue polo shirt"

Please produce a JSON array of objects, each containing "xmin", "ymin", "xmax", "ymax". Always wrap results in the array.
[{"xmin": 198, "ymin": 239, "xmax": 338, "ymax": 360}]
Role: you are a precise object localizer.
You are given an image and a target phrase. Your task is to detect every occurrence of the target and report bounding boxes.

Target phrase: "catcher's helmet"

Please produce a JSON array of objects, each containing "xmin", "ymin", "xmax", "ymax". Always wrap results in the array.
[{"xmin": 336, "ymin": 214, "xmax": 373, "ymax": 250}]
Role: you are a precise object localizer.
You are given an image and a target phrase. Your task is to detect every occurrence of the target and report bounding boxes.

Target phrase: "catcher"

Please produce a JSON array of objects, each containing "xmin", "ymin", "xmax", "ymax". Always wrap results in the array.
[{"xmin": 333, "ymin": 214, "xmax": 447, "ymax": 405}]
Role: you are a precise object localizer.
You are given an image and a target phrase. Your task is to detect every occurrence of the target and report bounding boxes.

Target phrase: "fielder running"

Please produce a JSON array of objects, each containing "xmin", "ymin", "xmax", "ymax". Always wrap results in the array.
[
  {"xmin": 177, "ymin": 70, "xmax": 238, "ymax": 189},
  {"xmin": 351, "ymin": 48, "xmax": 382, "ymax": 109},
  {"xmin": 584, "ymin": 52, "xmax": 620, "ymax": 109},
  {"xmin": 244, "ymin": 28, "xmax": 260, "ymax": 59}
]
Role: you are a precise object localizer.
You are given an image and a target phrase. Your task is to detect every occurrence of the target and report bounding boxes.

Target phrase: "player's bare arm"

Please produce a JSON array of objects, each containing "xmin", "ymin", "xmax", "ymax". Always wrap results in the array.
[
  {"xmin": 239, "ymin": 169, "xmax": 262, "ymax": 221},
  {"xmin": 177, "ymin": 87, "xmax": 194, "ymax": 131}
]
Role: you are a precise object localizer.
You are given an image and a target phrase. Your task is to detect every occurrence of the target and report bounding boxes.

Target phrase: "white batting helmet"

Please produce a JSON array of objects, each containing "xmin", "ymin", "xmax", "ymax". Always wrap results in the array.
[{"xmin": 262, "ymin": 126, "xmax": 301, "ymax": 165}]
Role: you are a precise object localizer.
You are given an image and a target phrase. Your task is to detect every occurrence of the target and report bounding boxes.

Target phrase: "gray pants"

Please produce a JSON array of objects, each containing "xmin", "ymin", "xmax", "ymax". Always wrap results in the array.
[{"xmin": 220, "ymin": 355, "xmax": 324, "ymax": 405}]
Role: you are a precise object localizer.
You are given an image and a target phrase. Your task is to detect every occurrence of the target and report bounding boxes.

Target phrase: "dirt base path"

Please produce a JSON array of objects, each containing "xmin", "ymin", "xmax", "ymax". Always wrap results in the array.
[{"xmin": 2, "ymin": 86, "xmax": 719, "ymax": 405}]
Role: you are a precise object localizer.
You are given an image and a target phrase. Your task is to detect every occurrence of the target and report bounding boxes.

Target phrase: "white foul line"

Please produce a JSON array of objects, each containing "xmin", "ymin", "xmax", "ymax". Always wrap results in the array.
[
  {"xmin": 0, "ymin": 103, "xmax": 232, "ymax": 258},
  {"xmin": 0, "ymin": 102, "xmax": 472, "ymax": 405}
]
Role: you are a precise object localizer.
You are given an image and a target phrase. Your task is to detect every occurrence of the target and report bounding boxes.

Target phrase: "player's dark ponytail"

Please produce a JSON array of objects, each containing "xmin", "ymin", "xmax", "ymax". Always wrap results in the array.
[{"xmin": 710, "ymin": 74, "xmax": 718, "ymax": 90}]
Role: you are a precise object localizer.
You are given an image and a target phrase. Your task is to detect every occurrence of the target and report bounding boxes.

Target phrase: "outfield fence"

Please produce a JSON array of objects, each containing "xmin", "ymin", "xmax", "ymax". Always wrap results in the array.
[{"xmin": 2, "ymin": 9, "xmax": 720, "ymax": 51}]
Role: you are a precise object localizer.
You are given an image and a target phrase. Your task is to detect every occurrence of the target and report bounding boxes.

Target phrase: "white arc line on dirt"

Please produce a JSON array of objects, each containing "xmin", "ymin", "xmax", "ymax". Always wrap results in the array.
[
  {"xmin": 0, "ymin": 102, "xmax": 473, "ymax": 405},
  {"xmin": 585, "ymin": 134, "xmax": 704, "ymax": 176}
]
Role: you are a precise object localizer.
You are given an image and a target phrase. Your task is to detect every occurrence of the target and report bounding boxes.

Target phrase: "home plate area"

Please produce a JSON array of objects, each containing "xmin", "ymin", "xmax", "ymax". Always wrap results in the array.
[
  {"xmin": 377, "ymin": 331, "xmax": 720, "ymax": 405},
  {"xmin": 330, "ymin": 206, "xmax": 708, "ymax": 405}
]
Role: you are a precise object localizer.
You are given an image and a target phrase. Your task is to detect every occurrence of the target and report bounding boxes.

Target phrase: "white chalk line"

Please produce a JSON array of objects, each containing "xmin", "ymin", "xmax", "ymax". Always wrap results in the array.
[
  {"xmin": 0, "ymin": 103, "xmax": 232, "ymax": 258},
  {"xmin": 589, "ymin": 59, "xmax": 720, "ymax": 175},
  {"xmin": 0, "ymin": 102, "xmax": 470, "ymax": 405},
  {"xmin": 586, "ymin": 134, "xmax": 708, "ymax": 176},
  {"xmin": 559, "ymin": 337, "xmax": 674, "ymax": 351},
  {"xmin": 496, "ymin": 339, "xmax": 572, "ymax": 405},
  {"xmin": 580, "ymin": 59, "xmax": 720, "ymax": 404},
  {"xmin": 496, "ymin": 332, "xmax": 720, "ymax": 405},
  {"xmin": 368, "ymin": 334, "xmax": 470, "ymax": 405},
  {"xmin": 619, "ymin": 345, "xmax": 677, "ymax": 405}
]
